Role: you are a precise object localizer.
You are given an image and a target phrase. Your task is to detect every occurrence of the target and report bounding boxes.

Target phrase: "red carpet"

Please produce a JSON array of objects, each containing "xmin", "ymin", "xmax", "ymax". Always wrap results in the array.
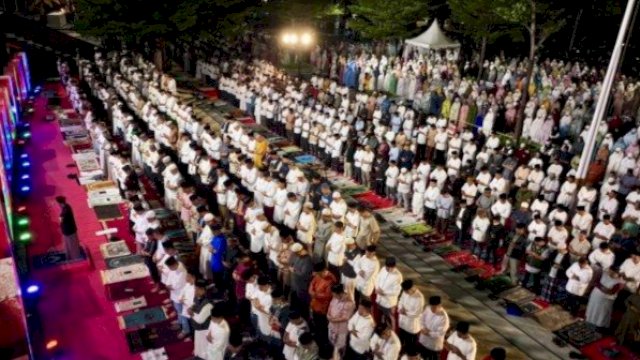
[{"xmin": 26, "ymin": 84, "xmax": 140, "ymax": 360}]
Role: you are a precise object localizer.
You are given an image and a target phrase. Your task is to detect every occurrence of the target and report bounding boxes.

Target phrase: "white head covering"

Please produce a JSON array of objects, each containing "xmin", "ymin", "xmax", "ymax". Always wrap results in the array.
[
  {"xmin": 203, "ymin": 213, "xmax": 214, "ymax": 222},
  {"xmin": 290, "ymin": 243, "xmax": 303, "ymax": 252}
]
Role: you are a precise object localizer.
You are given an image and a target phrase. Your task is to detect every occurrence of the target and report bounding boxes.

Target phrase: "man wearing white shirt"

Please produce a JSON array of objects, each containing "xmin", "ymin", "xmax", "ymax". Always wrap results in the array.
[
  {"xmin": 592, "ymin": 215, "xmax": 616, "ymax": 249},
  {"xmin": 620, "ymin": 252, "xmax": 640, "ymax": 293},
  {"xmin": 369, "ymin": 323, "xmax": 402, "ymax": 360},
  {"xmin": 565, "ymin": 258, "xmax": 594, "ymax": 315},
  {"xmin": 283, "ymin": 311, "xmax": 310, "ymax": 360},
  {"xmin": 375, "ymin": 257, "xmax": 403, "ymax": 329},
  {"xmin": 547, "ymin": 220, "xmax": 569, "ymax": 251},
  {"xmin": 598, "ymin": 190, "xmax": 619, "ymax": 220},
  {"xmin": 530, "ymin": 195, "xmax": 549, "ymax": 218},
  {"xmin": 424, "ymin": 180, "xmax": 440, "ymax": 226},
  {"xmin": 571, "ymin": 206, "xmax": 593, "ymax": 238},
  {"xmin": 163, "ymin": 257, "xmax": 188, "ymax": 336},
  {"xmin": 252, "ymin": 276, "xmax": 273, "ymax": 341},
  {"xmin": 385, "ymin": 161, "xmax": 400, "ymax": 202},
  {"xmin": 490, "ymin": 194, "xmax": 512, "ymax": 225},
  {"xmin": 588, "ymin": 242, "xmax": 615, "ymax": 273},
  {"xmin": 418, "ymin": 295, "xmax": 449, "ymax": 360},
  {"xmin": 326, "ymin": 222, "xmax": 347, "ymax": 274},
  {"xmin": 176, "ymin": 271, "xmax": 195, "ymax": 339},
  {"xmin": 355, "ymin": 245, "xmax": 380, "ymax": 303},
  {"xmin": 347, "ymin": 299, "xmax": 376, "ymax": 359},
  {"xmin": 191, "ymin": 280, "xmax": 212, "ymax": 359},
  {"xmin": 461, "ymin": 177, "xmax": 478, "ymax": 206},
  {"xmin": 398, "ymin": 280, "xmax": 425, "ymax": 347},
  {"xmin": 445, "ymin": 321, "xmax": 476, "ymax": 360}
]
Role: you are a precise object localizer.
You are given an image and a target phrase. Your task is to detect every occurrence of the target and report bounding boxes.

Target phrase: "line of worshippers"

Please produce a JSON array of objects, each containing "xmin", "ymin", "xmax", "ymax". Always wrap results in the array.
[
  {"xmin": 66, "ymin": 52, "xmax": 507, "ymax": 360},
  {"xmin": 72, "ymin": 41, "xmax": 640, "ymax": 358}
]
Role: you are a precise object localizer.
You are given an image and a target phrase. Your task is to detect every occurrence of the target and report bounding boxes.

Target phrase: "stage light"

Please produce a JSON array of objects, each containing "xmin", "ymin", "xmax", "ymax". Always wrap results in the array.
[
  {"xmin": 17, "ymin": 217, "xmax": 29, "ymax": 226},
  {"xmin": 20, "ymin": 153, "xmax": 28, "ymax": 159},
  {"xmin": 26, "ymin": 285, "xmax": 39, "ymax": 294},
  {"xmin": 21, "ymin": 174, "xmax": 29, "ymax": 180},
  {"xmin": 21, "ymin": 161, "xmax": 30, "ymax": 167},
  {"xmin": 19, "ymin": 232, "xmax": 32, "ymax": 242},
  {"xmin": 21, "ymin": 132, "xmax": 31, "ymax": 139},
  {"xmin": 45, "ymin": 340, "xmax": 58, "ymax": 350},
  {"xmin": 301, "ymin": 33, "xmax": 312, "ymax": 46},
  {"xmin": 17, "ymin": 206, "xmax": 27, "ymax": 213},
  {"xmin": 20, "ymin": 185, "xmax": 30, "ymax": 193}
]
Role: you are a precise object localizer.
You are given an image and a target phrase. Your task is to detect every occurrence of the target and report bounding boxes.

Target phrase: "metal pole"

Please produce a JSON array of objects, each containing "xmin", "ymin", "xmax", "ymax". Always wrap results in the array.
[{"xmin": 577, "ymin": 0, "xmax": 638, "ymax": 180}]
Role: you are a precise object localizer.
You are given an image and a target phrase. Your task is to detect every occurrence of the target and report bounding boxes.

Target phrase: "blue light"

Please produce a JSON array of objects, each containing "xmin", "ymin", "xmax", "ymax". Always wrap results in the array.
[
  {"xmin": 21, "ymin": 161, "xmax": 30, "ymax": 167},
  {"xmin": 20, "ymin": 185, "xmax": 30, "ymax": 192},
  {"xmin": 21, "ymin": 174, "xmax": 29, "ymax": 180},
  {"xmin": 26, "ymin": 285, "xmax": 39, "ymax": 294},
  {"xmin": 20, "ymin": 153, "xmax": 28, "ymax": 159}
]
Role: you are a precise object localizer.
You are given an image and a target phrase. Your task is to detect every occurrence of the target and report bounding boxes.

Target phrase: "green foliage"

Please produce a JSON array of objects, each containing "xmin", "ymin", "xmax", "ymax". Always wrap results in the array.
[
  {"xmin": 265, "ymin": 0, "xmax": 334, "ymax": 25},
  {"xmin": 448, "ymin": 0, "xmax": 513, "ymax": 44},
  {"xmin": 348, "ymin": 0, "xmax": 426, "ymax": 39},
  {"xmin": 74, "ymin": 0, "xmax": 255, "ymax": 44}
]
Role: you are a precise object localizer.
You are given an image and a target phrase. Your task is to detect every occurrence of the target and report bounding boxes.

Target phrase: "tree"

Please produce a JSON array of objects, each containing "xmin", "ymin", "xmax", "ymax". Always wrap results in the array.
[
  {"xmin": 494, "ymin": 0, "xmax": 566, "ymax": 139},
  {"xmin": 448, "ymin": 0, "xmax": 513, "ymax": 79},
  {"xmin": 348, "ymin": 0, "xmax": 426, "ymax": 39}
]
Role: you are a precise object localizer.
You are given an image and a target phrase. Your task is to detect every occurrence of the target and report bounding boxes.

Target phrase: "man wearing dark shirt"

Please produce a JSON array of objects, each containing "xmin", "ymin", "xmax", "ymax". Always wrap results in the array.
[{"xmin": 56, "ymin": 196, "xmax": 81, "ymax": 260}]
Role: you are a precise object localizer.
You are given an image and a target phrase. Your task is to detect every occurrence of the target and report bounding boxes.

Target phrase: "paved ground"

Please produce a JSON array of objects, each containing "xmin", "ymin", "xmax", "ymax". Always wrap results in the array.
[{"xmin": 375, "ymin": 219, "xmax": 574, "ymax": 359}]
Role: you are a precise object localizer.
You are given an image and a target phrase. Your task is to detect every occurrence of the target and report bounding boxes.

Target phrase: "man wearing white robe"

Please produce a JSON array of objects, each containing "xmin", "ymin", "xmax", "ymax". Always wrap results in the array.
[
  {"xmin": 374, "ymin": 257, "xmax": 403, "ymax": 329},
  {"xmin": 197, "ymin": 214, "xmax": 215, "ymax": 280},
  {"xmin": 398, "ymin": 280, "xmax": 425, "ymax": 346},
  {"xmin": 355, "ymin": 246, "xmax": 380, "ymax": 301},
  {"xmin": 206, "ymin": 304, "xmax": 230, "ymax": 360},
  {"xmin": 347, "ymin": 300, "xmax": 376, "ymax": 359},
  {"xmin": 418, "ymin": 296, "xmax": 450, "ymax": 360},
  {"xmin": 369, "ymin": 323, "xmax": 402, "ymax": 360}
]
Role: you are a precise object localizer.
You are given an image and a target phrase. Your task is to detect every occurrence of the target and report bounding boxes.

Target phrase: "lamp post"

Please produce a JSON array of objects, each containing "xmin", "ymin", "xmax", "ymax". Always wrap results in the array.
[
  {"xmin": 577, "ymin": 0, "xmax": 638, "ymax": 180},
  {"xmin": 280, "ymin": 30, "xmax": 314, "ymax": 77}
]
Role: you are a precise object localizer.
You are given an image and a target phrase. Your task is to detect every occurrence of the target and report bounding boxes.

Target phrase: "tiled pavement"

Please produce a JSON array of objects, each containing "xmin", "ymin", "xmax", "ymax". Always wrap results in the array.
[{"xmin": 376, "ymin": 221, "xmax": 574, "ymax": 360}]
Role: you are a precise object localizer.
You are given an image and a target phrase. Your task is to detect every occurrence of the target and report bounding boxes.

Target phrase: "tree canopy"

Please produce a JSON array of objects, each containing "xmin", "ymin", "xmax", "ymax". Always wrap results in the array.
[
  {"xmin": 74, "ymin": 0, "xmax": 255, "ymax": 44},
  {"xmin": 348, "ymin": 0, "xmax": 426, "ymax": 39}
]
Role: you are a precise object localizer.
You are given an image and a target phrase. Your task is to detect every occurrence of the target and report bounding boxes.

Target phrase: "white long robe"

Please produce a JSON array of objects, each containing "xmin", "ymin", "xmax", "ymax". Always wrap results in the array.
[{"xmin": 206, "ymin": 319, "xmax": 230, "ymax": 360}]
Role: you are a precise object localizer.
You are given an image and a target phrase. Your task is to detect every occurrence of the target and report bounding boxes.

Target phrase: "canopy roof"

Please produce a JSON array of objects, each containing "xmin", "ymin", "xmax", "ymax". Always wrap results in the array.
[{"xmin": 404, "ymin": 19, "xmax": 460, "ymax": 50}]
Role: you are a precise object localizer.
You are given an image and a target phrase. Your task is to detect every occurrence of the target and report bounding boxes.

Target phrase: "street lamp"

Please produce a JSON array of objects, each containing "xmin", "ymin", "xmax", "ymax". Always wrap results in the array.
[{"xmin": 280, "ymin": 29, "xmax": 315, "ymax": 76}]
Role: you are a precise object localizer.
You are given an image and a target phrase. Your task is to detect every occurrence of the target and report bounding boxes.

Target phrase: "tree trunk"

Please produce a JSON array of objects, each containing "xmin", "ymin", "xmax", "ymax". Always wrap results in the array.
[
  {"xmin": 514, "ymin": 1, "xmax": 537, "ymax": 140},
  {"xmin": 477, "ymin": 35, "xmax": 487, "ymax": 80}
]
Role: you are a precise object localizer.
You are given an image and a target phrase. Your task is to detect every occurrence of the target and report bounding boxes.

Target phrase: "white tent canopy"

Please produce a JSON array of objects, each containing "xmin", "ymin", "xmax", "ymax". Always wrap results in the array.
[{"xmin": 404, "ymin": 19, "xmax": 460, "ymax": 50}]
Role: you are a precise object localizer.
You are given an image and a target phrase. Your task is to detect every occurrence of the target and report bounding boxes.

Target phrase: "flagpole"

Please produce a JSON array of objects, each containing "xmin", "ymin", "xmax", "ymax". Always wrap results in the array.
[{"xmin": 577, "ymin": 0, "xmax": 638, "ymax": 180}]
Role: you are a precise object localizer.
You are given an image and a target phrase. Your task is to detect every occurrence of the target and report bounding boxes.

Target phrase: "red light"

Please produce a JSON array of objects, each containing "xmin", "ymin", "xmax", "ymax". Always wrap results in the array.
[
  {"xmin": 17, "ymin": 206, "xmax": 27, "ymax": 213},
  {"xmin": 46, "ymin": 340, "xmax": 58, "ymax": 350}
]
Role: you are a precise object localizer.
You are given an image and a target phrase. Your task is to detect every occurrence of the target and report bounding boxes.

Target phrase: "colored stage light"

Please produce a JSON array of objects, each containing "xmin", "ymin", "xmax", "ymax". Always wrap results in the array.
[
  {"xmin": 17, "ymin": 217, "xmax": 29, "ymax": 226},
  {"xmin": 17, "ymin": 206, "xmax": 27, "ymax": 213},
  {"xmin": 19, "ymin": 232, "xmax": 32, "ymax": 241},
  {"xmin": 20, "ymin": 185, "xmax": 30, "ymax": 193},
  {"xmin": 21, "ymin": 161, "xmax": 30, "ymax": 167},
  {"xmin": 45, "ymin": 340, "xmax": 58, "ymax": 350},
  {"xmin": 21, "ymin": 132, "xmax": 31, "ymax": 139},
  {"xmin": 26, "ymin": 285, "xmax": 39, "ymax": 294},
  {"xmin": 20, "ymin": 153, "xmax": 28, "ymax": 159},
  {"xmin": 21, "ymin": 174, "xmax": 29, "ymax": 180}
]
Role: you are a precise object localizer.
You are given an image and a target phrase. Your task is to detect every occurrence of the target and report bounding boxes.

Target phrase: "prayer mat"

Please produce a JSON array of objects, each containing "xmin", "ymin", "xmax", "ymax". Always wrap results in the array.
[
  {"xmin": 159, "ymin": 218, "xmax": 181, "ymax": 231},
  {"xmin": 165, "ymin": 229, "xmax": 187, "ymax": 240},
  {"xmin": 354, "ymin": 193, "xmax": 394, "ymax": 210},
  {"xmin": 140, "ymin": 348, "xmax": 168, "ymax": 360},
  {"xmin": 330, "ymin": 177, "xmax": 357, "ymax": 189},
  {"xmin": 519, "ymin": 300, "xmax": 544, "ymax": 316},
  {"xmin": 115, "ymin": 296, "xmax": 147, "ymax": 313},
  {"xmin": 442, "ymin": 251, "xmax": 474, "ymax": 267},
  {"xmin": 281, "ymin": 146, "xmax": 301, "ymax": 154},
  {"xmin": 580, "ymin": 336, "xmax": 640, "ymax": 360},
  {"xmin": 32, "ymin": 249, "xmax": 88, "ymax": 269},
  {"xmin": 101, "ymin": 264, "xmax": 150, "ymax": 285},
  {"xmin": 340, "ymin": 186, "xmax": 369, "ymax": 198},
  {"xmin": 532, "ymin": 305, "xmax": 577, "ymax": 331},
  {"xmin": 399, "ymin": 223, "xmax": 433, "ymax": 236},
  {"xmin": 105, "ymin": 254, "xmax": 145, "ymax": 270},
  {"xmin": 126, "ymin": 326, "xmax": 181, "ymax": 353},
  {"xmin": 500, "ymin": 286, "xmax": 537, "ymax": 305},
  {"xmin": 479, "ymin": 275, "xmax": 514, "ymax": 294},
  {"xmin": 174, "ymin": 242, "xmax": 195, "ymax": 254},
  {"xmin": 147, "ymin": 200, "xmax": 164, "ymax": 209},
  {"xmin": 118, "ymin": 306, "xmax": 168, "ymax": 330},
  {"xmin": 100, "ymin": 240, "xmax": 131, "ymax": 259},
  {"xmin": 152, "ymin": 209, "xmax": 174, "ymax": 219},
  {"xmin": 294, "ymin": 155, "xmax": 317, "ymax": 165},
  {"xmin": 105, "ymin": 278, "xmax": 148, "ymax": 301},
  {"xmin": 554, "ymin": 321, "xmax": 603, "ymax": 348},
  {"xmin": 94, "ymin": 204, "xmax": 123, "ymax": 221},
  {"xmin": 432, "ymin": 245, "xmax": 460, "ymax": 257},
  {"xmin": 86, "ymin": 180, "xmax": 117, "ymax": 192}
]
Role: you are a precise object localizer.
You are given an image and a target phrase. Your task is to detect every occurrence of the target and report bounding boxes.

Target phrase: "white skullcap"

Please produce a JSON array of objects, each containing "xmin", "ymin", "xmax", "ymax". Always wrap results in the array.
[
  {"xmin": 290, "ymin": 243, "xmax": 303, "ymax": 252},
  {"xmin": 345, "ymin": 237, "xmax": 355, "ymax": 245},
  {"xmin": 167, "ymin": 164, "xmax": 178, "ymax": 171},
  {"xmin": 162, "ymin": 156, "xmax": 172, "ymax": 163},
  {"xmin": 321, "ymin": 209, "xmax": 331, "ymax": 216},
  {"xmin": 304, "ymin": 202, "xmax": 313, "ymax": 208},
  {"xmin": 203, "ymin": 213, "xmax": 214, "ymax": 222},
  {"xmin": 332, "ymin": 191, "xmax": 341, "ymax": 198},
  {"xmin": 521, "ymin": 202, "xmax": 529, "ymax": 209}
]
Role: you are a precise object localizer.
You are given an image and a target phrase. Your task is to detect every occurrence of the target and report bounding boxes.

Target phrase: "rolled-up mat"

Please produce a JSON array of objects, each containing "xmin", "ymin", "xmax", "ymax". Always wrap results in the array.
[
  {"xmin": 105, "ymin": 254, "xmax": 145, "ymax": 270},
  {"xmin": 126, "ymin": 326, "xmax": 181, "ymax": 353},
  {"xmin": 118, "ymin": 306, "xmax": 168, "ymax": 330}
]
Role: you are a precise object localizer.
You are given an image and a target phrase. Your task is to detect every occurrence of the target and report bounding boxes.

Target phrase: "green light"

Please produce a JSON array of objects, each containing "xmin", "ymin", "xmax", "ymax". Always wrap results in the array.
[
  {"xmin": 19, "ymin": 232, "xmax": 32, "ymax": 242},
  {"xmin": 17, "ymin": 218, "xmax": 29, "ymax": 226},
  {"xmin": 22, "ymin": 132, "xmax": 31, "ymax": 138}
]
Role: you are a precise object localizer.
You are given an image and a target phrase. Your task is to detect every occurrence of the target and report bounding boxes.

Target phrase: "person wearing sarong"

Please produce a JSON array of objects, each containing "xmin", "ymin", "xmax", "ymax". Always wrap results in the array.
[
  {"xmin": 586, "ymin": 268, "xmax": 625, "ymax": 328},
  {"xmin": 541, "ymin": 247, "xmax": 571, "ymax": 303}
]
